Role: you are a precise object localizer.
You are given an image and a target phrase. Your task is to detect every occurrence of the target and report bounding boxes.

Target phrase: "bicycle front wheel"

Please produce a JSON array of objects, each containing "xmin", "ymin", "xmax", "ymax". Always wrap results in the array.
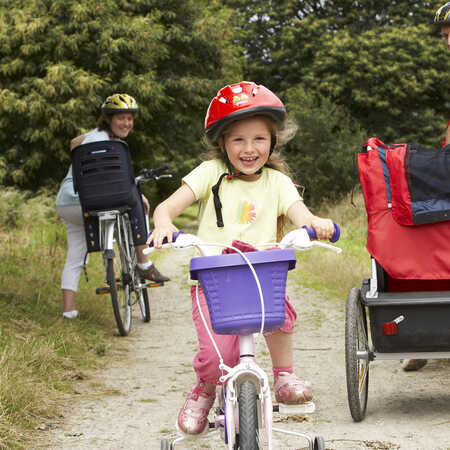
[
  {"xmin": 106, "ymin": 227, "xmax": 132, "ymax": 336},
  {"xmin": 130, "ymin": 245, "xmax": 150, "ymax": 323},
  {"xmin": 237, "ymin": 380, "xmax": 260, "ymax": 450}
]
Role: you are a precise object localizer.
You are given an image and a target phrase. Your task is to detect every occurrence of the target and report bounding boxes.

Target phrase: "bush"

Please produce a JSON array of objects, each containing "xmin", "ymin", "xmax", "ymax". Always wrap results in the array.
[{"xmin": 284, "ymin": 86, "xmax": 366, "ymax": 206}]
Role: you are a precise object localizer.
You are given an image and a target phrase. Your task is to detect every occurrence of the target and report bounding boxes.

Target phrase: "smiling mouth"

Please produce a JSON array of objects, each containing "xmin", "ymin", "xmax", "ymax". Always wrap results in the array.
[{"xmin": 240, "ymin": 156, "xmax": 258, "ymax": 161}]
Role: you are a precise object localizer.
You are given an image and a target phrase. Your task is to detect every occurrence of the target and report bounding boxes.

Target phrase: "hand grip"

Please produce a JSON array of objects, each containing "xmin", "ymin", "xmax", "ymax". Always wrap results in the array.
[
  {"xmin": 302, "ymin": 223, "xmax": 340, "ymax": 243},
  {"xmin": 146, "ymin": 230, "xmax": 184, "ymax": 248}
]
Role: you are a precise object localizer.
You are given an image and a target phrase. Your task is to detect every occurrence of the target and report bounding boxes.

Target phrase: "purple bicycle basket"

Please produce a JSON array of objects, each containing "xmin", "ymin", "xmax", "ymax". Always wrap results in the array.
[{"xmin": 190, "ymin": 249, "xmax": 296, "ymax": 335}]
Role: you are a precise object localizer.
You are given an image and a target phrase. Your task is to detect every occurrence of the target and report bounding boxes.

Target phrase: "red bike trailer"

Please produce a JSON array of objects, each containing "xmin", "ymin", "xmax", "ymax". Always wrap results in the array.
[{"xmin": 345, "ymin": 138, "xmax": 450, "ymax": 422}]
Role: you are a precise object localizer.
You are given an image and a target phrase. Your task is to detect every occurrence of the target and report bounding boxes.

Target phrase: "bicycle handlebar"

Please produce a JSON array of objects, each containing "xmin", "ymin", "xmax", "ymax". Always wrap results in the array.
[
  {"xmin": 143, "ymin": 224, "xmax": 342, "ymax": 256},
  {"xmin": 303, "ymin": 222, "xmax": 340, "ymax": 243},
  {"xmin": 135, "ymin": 166, "xmax": 172, "ymax": 184}
]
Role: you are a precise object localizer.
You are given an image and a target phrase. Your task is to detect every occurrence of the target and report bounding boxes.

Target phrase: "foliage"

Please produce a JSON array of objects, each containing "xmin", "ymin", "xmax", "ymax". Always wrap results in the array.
[
  {"xmin": 0, "ymin": 0, "xmax": 243, "ymax": 194},
  {"xmin": 224, "ymin": 0, "xmax": 449, "ymax": 148},
  {"xmin": 1, "ymin": 0, "xmax": 449, "ymax": 204},
  {"xmin": 284, "ymin": 86, "xmax": 366, "ymax": 206},
  {"xmin": 300, "ymin": 23, "xmax": 448, "ymax": 146}
]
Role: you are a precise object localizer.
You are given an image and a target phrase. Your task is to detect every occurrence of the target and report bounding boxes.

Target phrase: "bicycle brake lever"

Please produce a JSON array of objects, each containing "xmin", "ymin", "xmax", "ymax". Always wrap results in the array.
[
  {"xmin": 170, "ymin": 233, "xmax": 201, "ymax": 248},
  {"xmin": 280, "ymin": 229, "xmax": 313, "ymax": 250},
  {"xmin": 143, "ymin": 232, "xmax": 204, "ymax": 255}
]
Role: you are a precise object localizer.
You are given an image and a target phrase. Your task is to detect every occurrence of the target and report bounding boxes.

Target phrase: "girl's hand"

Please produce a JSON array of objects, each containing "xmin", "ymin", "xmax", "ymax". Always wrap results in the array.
[
  {"xmin": 311, "ymin": 217, "xmax": 335, "ymax": 240},
  {"xmin": 146, "ymin": 223, "xmax": 179, "ymax": 249},
  {"xmin": 141, "ymin": 194, "xmax": 150, "ymax": 215}
]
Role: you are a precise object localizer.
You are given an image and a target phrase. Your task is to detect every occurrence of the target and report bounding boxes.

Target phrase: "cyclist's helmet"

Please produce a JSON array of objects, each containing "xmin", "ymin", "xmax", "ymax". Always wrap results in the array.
[
  {"xmin": 205, "ymin": 81, "xmax": 286, "ymax": 143},
  {"xmin": 434, "ymin": 2, "xmax": 450, "ymax": 26},
  {"xmin": 101, "ymin": 93, "xmax": 138, "ymax": 114}
]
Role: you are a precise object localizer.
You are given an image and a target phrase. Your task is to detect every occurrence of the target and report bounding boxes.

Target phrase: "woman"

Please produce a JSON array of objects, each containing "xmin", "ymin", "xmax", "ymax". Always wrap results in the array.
[{"xmin": 56, "ymin": 94, "xmax": 169, "ymax": 319}]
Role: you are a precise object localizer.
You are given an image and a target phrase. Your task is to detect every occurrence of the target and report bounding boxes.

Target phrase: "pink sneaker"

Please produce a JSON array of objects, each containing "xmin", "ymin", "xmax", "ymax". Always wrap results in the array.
[
  {"xmin": 274, "ymin": 372, "xmax": 313, "ymax": 405},
  {"xmin": 177, "ymin": 382, "xmax": 216, "ymax": 435}
]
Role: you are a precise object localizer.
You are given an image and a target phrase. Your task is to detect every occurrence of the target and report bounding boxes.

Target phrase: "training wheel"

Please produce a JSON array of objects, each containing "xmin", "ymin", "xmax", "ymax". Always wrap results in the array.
[{"xmin": 160, "ymin": 439, "xmax": 170, "ymax": 450}]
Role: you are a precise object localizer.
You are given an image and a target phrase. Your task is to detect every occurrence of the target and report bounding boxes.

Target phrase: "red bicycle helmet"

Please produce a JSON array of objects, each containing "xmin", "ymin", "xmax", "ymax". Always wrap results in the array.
[{"xmin": 205, "ymin": 81, "xmax": 286, "ymax": 142}]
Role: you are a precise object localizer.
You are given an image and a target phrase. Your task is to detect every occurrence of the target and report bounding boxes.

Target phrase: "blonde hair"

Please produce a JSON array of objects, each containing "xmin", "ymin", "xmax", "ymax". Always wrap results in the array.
[{"xmin": 202, "ymin": 115, "xmax": 299, "ymax": 240}]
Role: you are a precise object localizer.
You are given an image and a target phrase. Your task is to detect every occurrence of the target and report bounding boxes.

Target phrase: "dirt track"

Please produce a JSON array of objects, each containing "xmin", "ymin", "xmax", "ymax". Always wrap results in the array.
[{"xmin": 47, "ymin": 249, "xmax": 450, "ymax": 450}]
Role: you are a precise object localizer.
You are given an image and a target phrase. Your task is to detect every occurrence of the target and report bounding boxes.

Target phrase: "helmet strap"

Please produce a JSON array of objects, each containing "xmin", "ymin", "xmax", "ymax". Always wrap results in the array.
[{"xmin": 211, "ymin": 148, "xmax": 239, "ymax": 227}]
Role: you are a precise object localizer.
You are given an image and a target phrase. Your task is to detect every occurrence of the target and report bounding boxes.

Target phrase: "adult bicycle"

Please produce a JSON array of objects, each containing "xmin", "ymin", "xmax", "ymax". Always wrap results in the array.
[
  {"xmin": 71, "ymin": 139, "xmax": 171, "ymax": 336},
  {"xmin": 92, "ymin": 166, "xmax": 171, "ymax": 336},
  {"xmin": 144, "ymin": 225, "xmax": 341, "ymax": 449}
]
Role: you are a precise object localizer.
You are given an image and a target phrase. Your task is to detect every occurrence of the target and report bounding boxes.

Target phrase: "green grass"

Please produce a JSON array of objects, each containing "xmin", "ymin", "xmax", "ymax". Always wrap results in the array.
[{"xmin": 0, "ymin": 189, "xmax": 122, "ymax": 449}]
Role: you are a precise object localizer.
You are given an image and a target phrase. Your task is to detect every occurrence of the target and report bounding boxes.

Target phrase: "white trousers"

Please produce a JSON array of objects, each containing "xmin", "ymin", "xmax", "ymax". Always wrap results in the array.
[{"xmin": 57, "ymin": 204, "xmax": 89, "ymax": 292}]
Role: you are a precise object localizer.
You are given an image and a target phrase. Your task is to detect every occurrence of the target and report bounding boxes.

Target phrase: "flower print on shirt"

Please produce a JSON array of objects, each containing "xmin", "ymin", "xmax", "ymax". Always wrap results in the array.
[{"xmin": 237, "ymin": 200, "xmax": 256, "ymax": 224}]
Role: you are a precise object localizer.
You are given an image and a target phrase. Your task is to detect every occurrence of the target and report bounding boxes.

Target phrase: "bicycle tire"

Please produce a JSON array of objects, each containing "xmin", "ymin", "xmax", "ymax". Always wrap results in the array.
[
  {"xmin": 106, "ymin": 223, "xmax": 132, "ymax": 336},
  {"xmin": 345, "ymin": 287, "xmax": 369, "ymax": 422},
  {"xmin": 131, "ymin": 248, "xmax": 150, "ymax": 322},
  {"xmin": 237, "ymin": 380, "xmax": 260, "ymax": 450}
]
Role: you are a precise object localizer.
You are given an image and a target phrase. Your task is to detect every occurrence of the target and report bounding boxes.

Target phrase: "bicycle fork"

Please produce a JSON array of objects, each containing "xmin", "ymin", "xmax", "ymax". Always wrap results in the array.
[{"xmin": 220, "ymin": 335, "xmax": 274, "ymax": 450}]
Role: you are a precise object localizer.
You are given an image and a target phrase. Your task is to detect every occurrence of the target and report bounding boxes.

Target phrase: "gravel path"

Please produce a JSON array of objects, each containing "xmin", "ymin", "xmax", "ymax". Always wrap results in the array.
[{"xmin": 47, "ymin": 249, "xmax": 450, "ymax": 450}]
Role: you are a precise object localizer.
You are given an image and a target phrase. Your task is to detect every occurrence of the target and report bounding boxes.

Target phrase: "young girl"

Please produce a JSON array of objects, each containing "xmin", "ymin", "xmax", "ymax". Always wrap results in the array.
[
  {"xmin": 149, "ymin": 81, "xmax": 335, "ymax": 435},
  {"xmin": 56, "ymin": 93, "xmax": 169, "ymax": 319}
]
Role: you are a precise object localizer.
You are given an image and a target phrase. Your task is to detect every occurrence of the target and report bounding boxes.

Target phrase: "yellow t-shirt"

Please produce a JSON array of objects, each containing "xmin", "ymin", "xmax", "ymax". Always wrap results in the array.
[{"xmin": 183, "ymin": 159, "xmax": 302, "ymax": 252}]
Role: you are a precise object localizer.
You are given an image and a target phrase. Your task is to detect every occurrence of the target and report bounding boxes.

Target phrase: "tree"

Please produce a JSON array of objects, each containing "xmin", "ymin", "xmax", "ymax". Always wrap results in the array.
[
  {"xmin": 284, "ymin": 86, "xmax": 366, "ymax": 206},
  {"xmin": 0, "ymin": 0, "xmax": 243, "ymax": 196},
  {"xmin": 299, "ymin": 23, "xmax": 448, "ymax": 146},
  {"xmin": 224, "ymin": 0, "xmax": 449, "ymax": 147}
]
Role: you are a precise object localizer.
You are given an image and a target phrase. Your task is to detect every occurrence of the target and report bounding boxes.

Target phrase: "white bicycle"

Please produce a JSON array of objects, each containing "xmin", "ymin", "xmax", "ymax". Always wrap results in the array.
[{"xmin": 144, "ymin": 225, "xmax": 341, "ymax": 449}]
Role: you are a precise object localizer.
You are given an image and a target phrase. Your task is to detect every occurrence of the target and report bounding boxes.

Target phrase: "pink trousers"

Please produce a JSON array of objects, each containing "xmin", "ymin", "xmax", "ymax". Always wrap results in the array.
[{"xmin": 191, "ymin": 285, "xmax": 298, "ymax": 385}]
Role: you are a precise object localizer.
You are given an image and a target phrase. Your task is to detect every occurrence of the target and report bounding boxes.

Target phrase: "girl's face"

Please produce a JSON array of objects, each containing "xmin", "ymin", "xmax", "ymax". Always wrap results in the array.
[
  {"xmin": 222, "ymin": 116, "xmax": 273, "ymax": 180},
  {"xmin": 109, "ymin": 113, "xmax": 134, "ymax": 139},
  {"xmin": 442, "ymin": 25, "xmax": 450, "ymax": 50}
]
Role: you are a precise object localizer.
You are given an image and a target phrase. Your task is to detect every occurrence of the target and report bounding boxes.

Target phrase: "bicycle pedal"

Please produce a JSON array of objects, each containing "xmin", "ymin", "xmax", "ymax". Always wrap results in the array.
[
  {"xmin": 96, "ymin": 287, "xmax": 110, "ymax": 295},
  {"xmin": 276, "ymin": 401, "xmax": 316, "ymax": 415}
]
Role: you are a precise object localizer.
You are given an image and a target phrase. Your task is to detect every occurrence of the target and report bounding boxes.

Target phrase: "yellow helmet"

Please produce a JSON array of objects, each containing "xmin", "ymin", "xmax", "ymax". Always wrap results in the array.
[
  {"xmin": 434, "ymin": 2, "xmax": 450, "ymax": 26},
  {"xmin": 101, "ymin": 93, "xmax": 138, "ymax": 114}
]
